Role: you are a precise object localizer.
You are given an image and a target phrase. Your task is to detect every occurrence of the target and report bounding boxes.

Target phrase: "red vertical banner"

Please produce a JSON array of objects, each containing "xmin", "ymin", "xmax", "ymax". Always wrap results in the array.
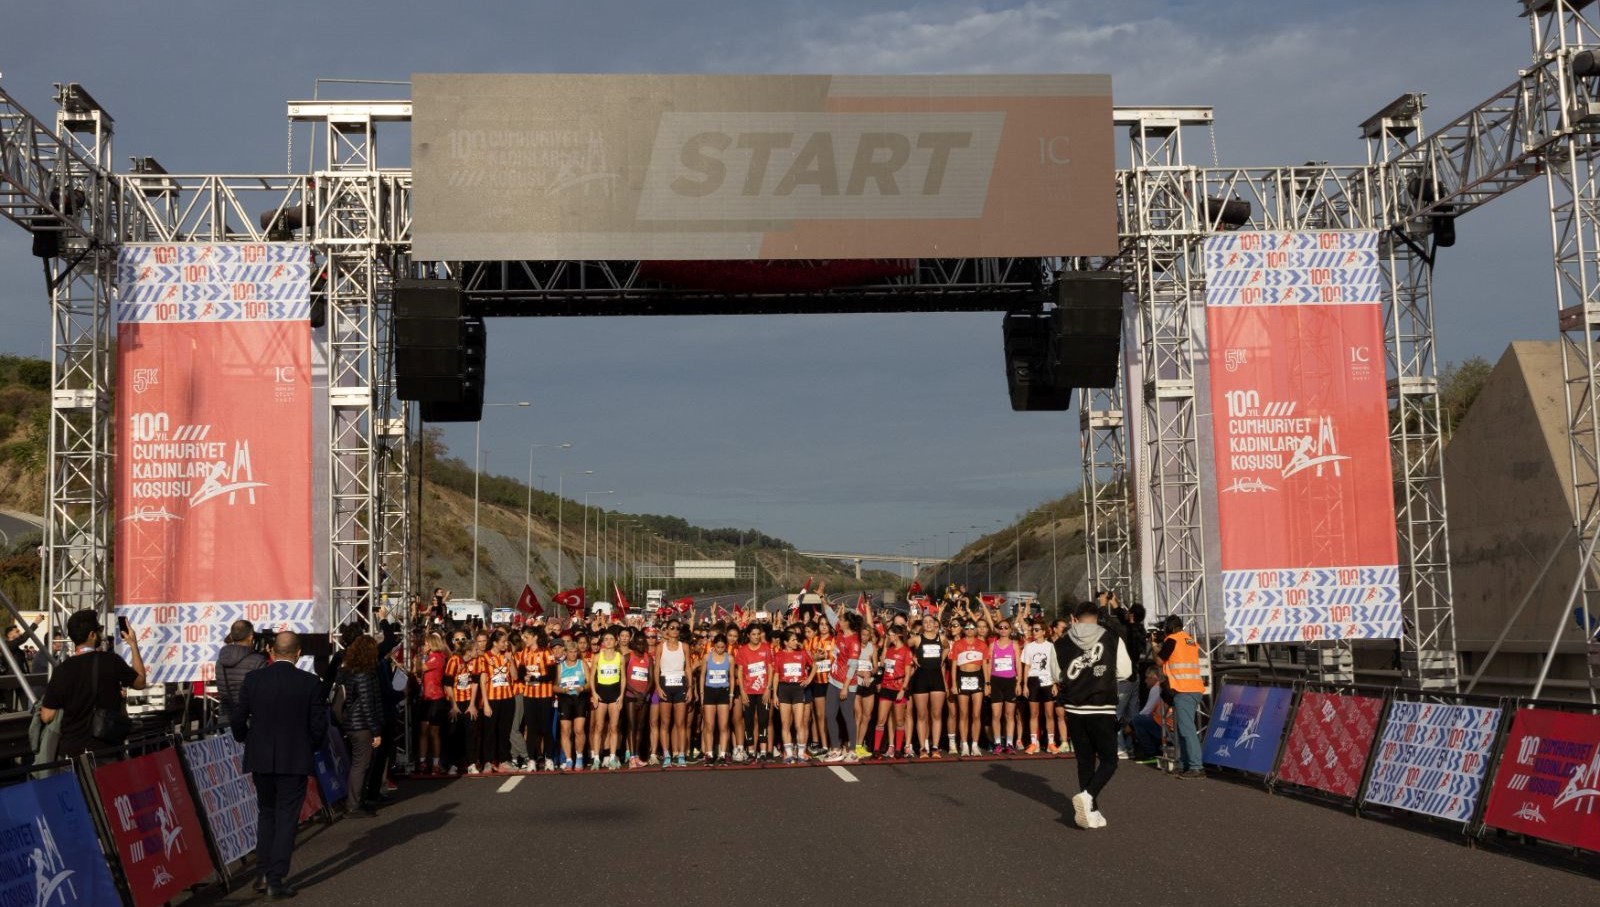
[
  {"xmin": 1274, "ymin": 691, "xmax": 1384, "ymax": 799},
  {"xmin": 114, "ymin": 243, "xmax": 319, "ymax": 682},
  {"xmin": 1482, "ymin": 708, "xmax": 1600, "ymax": 853},
  {"xmin": 1204, "ymin": 231, "xmax": 1400, "ymax": 644},
  {"xmin": 93, "ymin": 748, "xmax": 215, "ymax": 906}
]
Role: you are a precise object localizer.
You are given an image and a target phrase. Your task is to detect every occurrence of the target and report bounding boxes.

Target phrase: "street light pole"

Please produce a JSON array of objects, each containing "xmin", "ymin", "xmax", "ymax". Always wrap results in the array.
[
  {"xmin": 582, "ymin": 490, "xmax": 614, "ymax": 595},
  {"xmin": 525, "ymin": 442, "xmax": 572, "ymax": 589},
  {"xmin": 473, "ymin": 401, "xmax": 531, "ymax": 601},
  {"xmin": 556, "ymin": 469, "xmax": 593, "ymax": 592}
]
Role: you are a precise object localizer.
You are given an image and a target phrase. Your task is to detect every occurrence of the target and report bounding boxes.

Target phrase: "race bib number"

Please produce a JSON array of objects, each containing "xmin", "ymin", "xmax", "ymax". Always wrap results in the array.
[
  {"xmin": 599, "ymin": 663, "xmax": 621, "ymax": 682},
  {"xmin": 814, "ymin": 659, "xmax": 831, "ymax": 673},
  {"xmin": 707, "ymin": 668, "xmax": 728, "ymax": 685},
  {"xmin": 994, "ymin": 655, "xmax": 1014, "ymax": 673},
  {"xmin": 455, "ymin": 674, "xmax": 473, "ymax": 690},
  {"xmin": 663, "ymin": 671, "xmax": 686, "ymax": 687},
  {"xmin": 782, "ymin": 662, "xmax": 803, "ymax": 681},
  {"xmin": 630, "ymin": 665, "xmax": 650, "ymax": 683},
  {"xmin": 491, "ymin": 666, "xmax": 511, "ymax": 687},
  {"xmin": 959, "ymin": 674, "xmax": 981, "ymax": 692},
  {"xmin": 921, "ymin": 644, "xmax": 941, "ymax": 659}
]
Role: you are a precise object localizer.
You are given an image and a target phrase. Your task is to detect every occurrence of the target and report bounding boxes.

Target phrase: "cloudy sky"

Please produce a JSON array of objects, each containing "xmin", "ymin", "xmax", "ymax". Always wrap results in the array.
[{"xmin": 0, "ymin": 1, "xmax": 1552, "ymax": 557}]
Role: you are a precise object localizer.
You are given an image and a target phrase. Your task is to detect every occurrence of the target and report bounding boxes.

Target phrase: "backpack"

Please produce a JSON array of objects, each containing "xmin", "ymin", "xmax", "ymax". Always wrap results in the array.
[{"xmin": 329, "ymin": 680, "xmax": 348, "ymax": 726}]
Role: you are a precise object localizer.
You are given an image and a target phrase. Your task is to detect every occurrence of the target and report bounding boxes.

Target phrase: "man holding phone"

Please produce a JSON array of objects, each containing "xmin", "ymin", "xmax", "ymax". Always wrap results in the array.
[{"xmin": 39, "ymin": 609, "xmax": 147, "ymax": 756}]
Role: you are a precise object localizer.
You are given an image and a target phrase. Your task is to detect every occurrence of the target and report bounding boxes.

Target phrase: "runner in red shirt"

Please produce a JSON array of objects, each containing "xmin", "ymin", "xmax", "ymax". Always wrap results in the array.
[
  {"xmin": 773, "ymin": 629, "xmax": 814, "ymax": 763},
  {"xmin": 418, "ymin": 632, "xmax": 449, "ymax": 774},
  {"xmin": 950, "ymin": 621, "xmax": 990, "ymax": 756},
  {"xmin": 874, "ymin": 626, "xmax": 917, "ymax": 757},
  {"xmin": 733, "ymin": 625, "xmax": 776, "ymax": 762}
]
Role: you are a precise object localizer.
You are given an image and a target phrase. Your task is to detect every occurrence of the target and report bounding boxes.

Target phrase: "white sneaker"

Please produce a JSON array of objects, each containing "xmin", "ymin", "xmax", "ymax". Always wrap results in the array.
[
  {"xmin": 1071, "ymin": 791, "xmax": 1092, "ymax": 829},
  {"xmin": 543, "ymin": 759, "xmax": 555, "ymax": 772},
  {"xmin": 1089, "ymin": 810, "xmax": 1107, "ymax": 829},
  {"xmin": 466, "ymin": 765, "xmax": 481, "ymax": 776}
]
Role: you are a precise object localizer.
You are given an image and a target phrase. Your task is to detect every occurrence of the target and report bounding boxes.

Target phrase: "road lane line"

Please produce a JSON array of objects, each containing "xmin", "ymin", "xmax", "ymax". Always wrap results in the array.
[
  {"xmin": 828, "ymin": 766, "xmax": 859, "ymax": 783},
  {"xmin": 497, "ymin": 775, "xmax": 523, "ymax": 793}
]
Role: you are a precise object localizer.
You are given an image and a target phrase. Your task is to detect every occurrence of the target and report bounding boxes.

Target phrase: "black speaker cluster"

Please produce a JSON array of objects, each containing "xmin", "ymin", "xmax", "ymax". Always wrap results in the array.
[
  {"xmin": 393, "ymin": 279, "xmax": 485, "ymax": 422},
  {"xmin": 1002, "ymin": 273, "xmax": 1123, "ymax": 412}
]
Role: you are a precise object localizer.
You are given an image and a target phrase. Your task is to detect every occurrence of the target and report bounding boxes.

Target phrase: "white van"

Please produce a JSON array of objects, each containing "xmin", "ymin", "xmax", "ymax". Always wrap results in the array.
[{"xmin": 445, "ymin": 599, "xmax": 489, "ymax": 623}]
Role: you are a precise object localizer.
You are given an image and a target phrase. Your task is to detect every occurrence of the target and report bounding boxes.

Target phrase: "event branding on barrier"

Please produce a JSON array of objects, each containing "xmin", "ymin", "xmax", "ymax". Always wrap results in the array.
[
  {"xmin": 93, "ymin": 748, "xmax": 215, "ymax": 906},
  {"xmin": 1201, "ymin": 683, "xmax": 1294, "ymax": 775},
  {"xmin": 1203, "ymin": 230, "xmax": 1402, "ymax": 645},
  {"xmin": 1482, "ymin": 708, "xmax": 1600, "ymax": 853},
  {"xmin": 180, "ymin": 733, "xmax": 258, "ymax": 866},
  {"xmin": 1363, "ymin": 701, "xmax": 1500, "ymax": 823},
  {"xmin": 313, "ymin": 722, "xmax": 351, "ymax": 805},
  {"xmin": 1275, "ymin": 691, "xmax": 1384, "ymax": 799},
  {"xmin": 113, "ymin": 242, "xmax": 322, "ymax": 683},
  {"xmin": 0, "ymin": 771, "xmax": 119, "ymax": 906}
]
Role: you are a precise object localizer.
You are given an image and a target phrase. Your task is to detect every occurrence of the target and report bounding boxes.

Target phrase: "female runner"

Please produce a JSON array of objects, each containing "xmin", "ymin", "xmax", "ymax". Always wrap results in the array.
[
  {"xmin": 1019, "ymin": 621, "xmax": 1060, "ymax": 754},
  {"xmin": 554, "ymin": 636, "xmax": 589, "ymax": 771},
  {"xmin": 852, "ymin": 621, "xmax": 878, "ymax": 758},
  {"xmin": 444, "ymin": 636, "xmax": 481, "ymax": 775},
  {"xmin": 623, "ymin": 634, "xmax": 655, "ymax": 768},
  {"xmin": 987, "ymin": 621, "xmax": 1021, "ymax": 754},
  {"xmin": 734, "ymin": 623, "xmax": 775, "ymax": 762},
  {"xmin": 908, "ymin": 614, "xmax": 947, "ymax": 757},
  {"xmin": 417, "ymin": 632, "xmax": 449, "ymax": 774},
  {"xmin": 873, "ymin": 625, "xmax": 915, "ymax": 757},
  {"xmin": 587, "ymin": 629, "xmax": 625, "ymax": 770},
  {"xmin": 773, "ymin": 629, "xmax": 813, "ymax": 763},
  {"xmin": 805, "ymin": 621, "xmax": 833, "ymax": 754},
  {"xmin": 700, "ymin": 632, "xmax": 735, "ymax": 764},
  {"xmin": 655, "ymin": 621, "xmax": 692, "ymax": 767},
  {"xmin": 949, "ymin": 620, "xmax": 989, "ymax": 755}
]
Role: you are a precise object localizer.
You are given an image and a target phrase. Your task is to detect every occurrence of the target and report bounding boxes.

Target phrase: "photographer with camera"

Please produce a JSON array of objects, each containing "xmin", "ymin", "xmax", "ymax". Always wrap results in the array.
[
  {"xmin": 39, "ymin": 609, "xmax": 147, "ymax": 757},
  {"xmin": 216, "ymin": 619, "xmax": 268, "ymax": 717}
]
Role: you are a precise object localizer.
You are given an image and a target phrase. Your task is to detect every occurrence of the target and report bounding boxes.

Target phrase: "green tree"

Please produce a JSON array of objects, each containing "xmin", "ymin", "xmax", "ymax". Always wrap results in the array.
[{"xmin": 1440, "ymin": 356, "xmax": 1493, "ymax": 436}]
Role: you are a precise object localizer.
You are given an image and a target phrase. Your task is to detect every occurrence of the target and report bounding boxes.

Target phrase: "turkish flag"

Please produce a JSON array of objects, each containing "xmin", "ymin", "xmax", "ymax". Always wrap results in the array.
[
  {"xmin": 614, "ymin": 584, "xmax": 632, "ymax": 613},
  {"xmin": 672, "ymin": 596, "xmax": 694, "ymax": 614},
  {"xmin": 856, "ymin": 592, "xmax": 869, "ymax": 616},
  {"xmin": 908, "ymin": 580, "xmax": 922, "ymax": 595},
  {"xmin": 516, "ymin": 585, "xmax": 544, "ymax": 616},
  {"xmin": 553, "ymin": 587, "xmax": 586, "ymax": 612}
]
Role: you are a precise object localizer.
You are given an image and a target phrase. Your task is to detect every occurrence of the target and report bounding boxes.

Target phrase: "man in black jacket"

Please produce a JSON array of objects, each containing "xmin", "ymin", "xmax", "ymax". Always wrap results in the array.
[{"xmin": 232, "ymin": 632, "xmax": 327, "ymax": 899}]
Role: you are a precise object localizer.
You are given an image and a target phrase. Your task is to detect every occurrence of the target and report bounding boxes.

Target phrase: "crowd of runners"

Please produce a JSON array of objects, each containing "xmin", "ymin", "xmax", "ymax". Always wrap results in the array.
[{"xmin": 401, "ymin": 586, "xmax": 1175, "ymax": 777}]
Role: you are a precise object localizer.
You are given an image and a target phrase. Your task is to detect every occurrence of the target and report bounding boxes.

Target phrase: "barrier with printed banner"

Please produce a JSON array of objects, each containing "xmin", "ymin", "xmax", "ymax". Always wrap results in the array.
[
  {"xmin": 93, "ymin": 747, "xmax": 216, "ymax": 906},
  {"xmin": 114, "ymin": 242, "xmax": 321, "ymax": 683},
  {"xmin": 180, "ymin": 733, "xmax": 258, "ymax": 866},
  {"xmin": 312, "ymin": 722, "xmax": 350, "ymax": 805},
  {"xmin": 0, "ymin": 770, "xmax": 119, "ymax": 906},
  {"xmin": 1362, "ymin": 701, "xmax": 1500, "ymax": 823},
  {"xmin": 1203, "ymin": 230, "xmax": 1401, "ymax": 645},
  {"xmin": 1202, "ymin": 683, "xmax": 1294, "ymax": 775},
  {"xmin": 1481, "ymin": 708, "xmax": 1600, "ymax": 853},
  {"xmin": 1274, "ymin": 690, "xmax": 1384, "ymax": 799}
]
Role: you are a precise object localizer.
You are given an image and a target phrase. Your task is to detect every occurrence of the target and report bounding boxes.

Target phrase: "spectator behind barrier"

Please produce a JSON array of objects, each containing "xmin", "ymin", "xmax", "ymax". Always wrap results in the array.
[
  {"xmin": 215, "ymin": 619, "xmax": 267, "ymax": 717},
  {"xmin": 39, "ymin": 609, "xmax": 146, "ymax": 756}
]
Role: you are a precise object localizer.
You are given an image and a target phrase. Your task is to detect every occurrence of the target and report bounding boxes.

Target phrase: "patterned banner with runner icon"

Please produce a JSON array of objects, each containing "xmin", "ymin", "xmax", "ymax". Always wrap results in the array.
[
  {"xmin": 0, "ymin": 770, "xmax": 119, "ymax": 907},
  {"xmin": 1204, "ymin": 230, "xmax": 1401, "ymax": 644},
  {"xmin": 1201, "ymin": 683, "xmax": 1294, "ymax": 775},
  {"xmin": 1275, "ymin": 691, "xmax": 1385, "ymax": 799},
  {"xmin": 1481, "ymin": 708, "xmax": 1600, "ymax": 853},
  {"xmin": 114, "ymin": 242, "xmax": 321, "ymax": 683},
  {"xmin": 1362, "ymin": 701, "xmax": 1500, "ymax": 823},
  {"xmin": 93, "ymin": 747, "xmax": 216, "ymax": 906}
]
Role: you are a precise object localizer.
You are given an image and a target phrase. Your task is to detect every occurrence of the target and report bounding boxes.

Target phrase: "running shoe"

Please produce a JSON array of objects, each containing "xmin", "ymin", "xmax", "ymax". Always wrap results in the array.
[
  {"xmin": 1024, "ymin": 742, "xmax": 1041, "ymax": 755},
  {"xmin": 1088, "ymin": 811, "xmax": 1107, "ymax": 829},
  {"xmin": 648, "ymin": 753, "xmax": 661, "ymax": 766},
  {"xmin": 920, "ymin": 746, "xmax": 931, "ymax": 758},
  {"xmin": 1117, "ymin": 750, "xmax": 1130, "ymax": 760},
  {"xmin": 854, "ymin": 744, "xmax": 869, "ymax": 758},
  {"xmin": 1046, "ymin": 743, "xmax": 1060, "ymax": 755},
  {"xmin": 446, "ymin": 766, "xmax": 459, "ymax": 777},
  {"xmin": 1071, "ymin": 791, "xmax": 1093, "ymax": 829},
  {"xmin": 466, "ymin": 765, "xmax": 481, "ymax": 776},
  {"xmin": 824, "ymin": 749, "xmax": 842, "ymax": 763},
  {"xmin": 675, "ymin": 755, "xmax": 687, "ymax": 768},
  {"xmin": 931, "ymin": 748, "xmax": 942, "ymax": 759},
  {"xmin": 628, "ymin": 756, "xmax": 645, "ymax": 769},
  {"xmin": 559, "ymin": 760, "xmax": 573, "ymax": 772},
  {"xmin": 784, "ymin": 755, "xmax": 796, "ymax": 765},
  {"xmin": 574, "ymin": 757, "xmax": 585, "ymax": 771},
  {"xmin": 903, "ymin": 746, "xmax": 916, "ymax": 759},
  {"xmin": 843, "ymin": 752, "xmax": 859, "ymax": 764},
  {"xmin": 543, "ymin": 759, "xmax": 556, "ymax": 772}
]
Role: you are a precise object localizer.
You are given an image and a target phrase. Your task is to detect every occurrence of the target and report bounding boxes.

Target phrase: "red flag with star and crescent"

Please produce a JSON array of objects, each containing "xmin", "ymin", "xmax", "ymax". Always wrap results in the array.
[{"xmin": 516, "ymin": 585, "xmax": 544, "ymax": 617}]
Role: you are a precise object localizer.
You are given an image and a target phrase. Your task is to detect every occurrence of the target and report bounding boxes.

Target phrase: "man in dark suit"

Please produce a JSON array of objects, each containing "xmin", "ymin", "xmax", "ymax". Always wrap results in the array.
[{"xmin": 232, "ymin": 631, "xmax": 327, "ymax": 899}]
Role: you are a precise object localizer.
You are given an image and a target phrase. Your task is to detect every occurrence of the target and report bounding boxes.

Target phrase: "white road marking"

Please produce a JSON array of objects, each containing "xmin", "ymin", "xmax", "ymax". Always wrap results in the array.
[
  {"xmin": 828, "ymin": 765, "xmax": 859, "ymax": 783},
  {"xmin": 497, "ymin": 775, "xmax": 523, "ymax": 793}
]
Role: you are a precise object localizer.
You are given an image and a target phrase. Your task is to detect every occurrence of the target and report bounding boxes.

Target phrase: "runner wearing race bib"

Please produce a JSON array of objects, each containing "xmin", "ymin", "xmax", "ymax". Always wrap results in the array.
[
  {"xmin": 623, "ymin": 636, "xmax": 655, "ymax": 769},
  {"xmin": 587, "ymin": 630, "xmax": 625, "ymax": 771},
  {"xmin": 655, "ymin": 622, "xmax": 692, "ymax": 768},
  {"xmin": 988, "ymin": 623, "xmax": 1022, "ymax": 755},
  {"xmin": 734, "ymin": 625, "xmax": 776, "ymax": 762},
  {"xmin": 773, "ymin": 629, "xmax": 814, "ymax": 763},
  {"xmin": 950, "ymin": 622, "xmax": 990, "ymax": 756},
  {"xmin": 700, "ymin": 636, "xmax": 735, "ymax": 764},
  {"xmin": 555, "ymin": 637, "xmax": 589, "ymax": 771},
  {"xmin": 873, "ymin": 626, "xmax": 917, "ymax": 758}
]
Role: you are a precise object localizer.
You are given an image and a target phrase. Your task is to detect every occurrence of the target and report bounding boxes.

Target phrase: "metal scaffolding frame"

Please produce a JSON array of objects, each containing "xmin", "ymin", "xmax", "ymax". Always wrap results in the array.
[{"xmin": 5, "ymin": 3, "xmax": 1599, "ymax": 698}]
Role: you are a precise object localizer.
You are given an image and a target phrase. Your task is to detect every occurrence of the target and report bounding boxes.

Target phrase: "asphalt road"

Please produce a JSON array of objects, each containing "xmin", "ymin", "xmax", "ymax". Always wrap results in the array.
[
  {"xmin": 0, "ymin": 510, "xmax": 41, "ymax": 550},
  {"xmin": 184, "ymin": 756, "xmax": 1596, "ymax": 906}
]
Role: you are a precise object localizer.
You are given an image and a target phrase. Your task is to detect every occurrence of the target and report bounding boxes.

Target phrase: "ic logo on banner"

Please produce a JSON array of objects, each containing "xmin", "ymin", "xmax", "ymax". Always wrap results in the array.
[{"xmin": 273, "ymin": 365, "xmax": 297, "ymax": 404}]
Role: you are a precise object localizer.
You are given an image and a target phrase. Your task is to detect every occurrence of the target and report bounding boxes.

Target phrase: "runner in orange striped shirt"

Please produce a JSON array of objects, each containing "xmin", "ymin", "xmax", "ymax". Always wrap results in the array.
[
  {"xmin": 517, "ymin": 629, "xmax": 558, "ymax": 770},
  {"xmin": 476, "ymin": 630, "xmax": 518, "ymax": 774},
  {"xmin": 444, "ymin": 637, "xmax": 482, "ymax": 776}
]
